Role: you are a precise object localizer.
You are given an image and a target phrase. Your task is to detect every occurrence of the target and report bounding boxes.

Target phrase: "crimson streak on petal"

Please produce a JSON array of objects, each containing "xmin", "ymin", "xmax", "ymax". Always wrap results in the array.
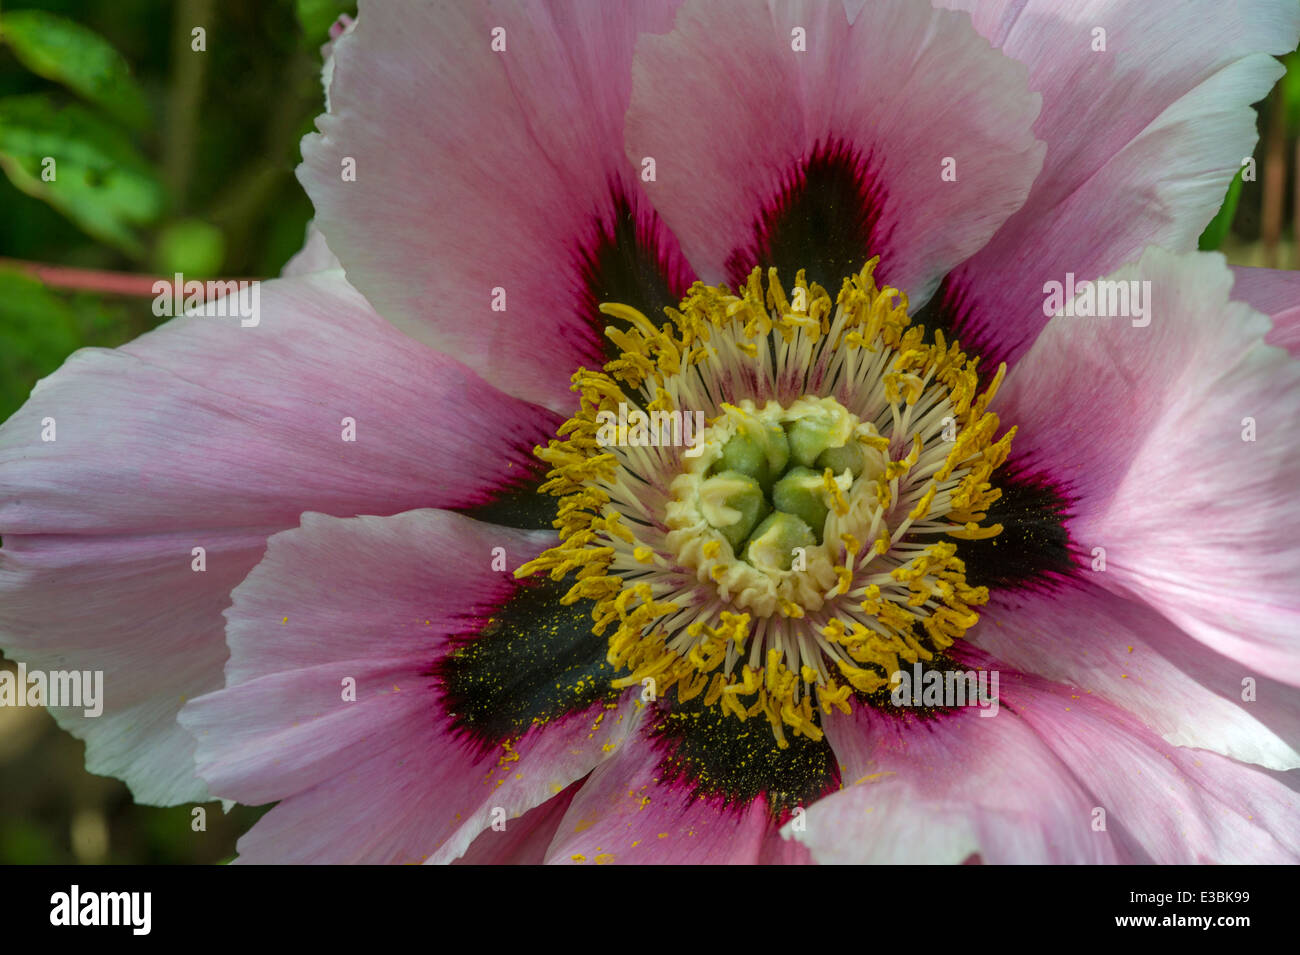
[{"xmin": 726, "ymin": 140, "xmax": 892, "ymax": 295}]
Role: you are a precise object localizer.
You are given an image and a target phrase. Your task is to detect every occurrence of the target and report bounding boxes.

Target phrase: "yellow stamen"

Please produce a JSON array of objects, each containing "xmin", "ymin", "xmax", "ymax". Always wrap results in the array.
[{"xmin": 515, "ymin": 260, "xmax": 1013, "ymax": 745}]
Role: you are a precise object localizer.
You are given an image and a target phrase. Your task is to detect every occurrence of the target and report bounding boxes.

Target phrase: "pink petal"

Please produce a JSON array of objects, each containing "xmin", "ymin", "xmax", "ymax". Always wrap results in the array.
[
  {"xmin": 0, "ymin": 271, "xmax": 554, "ymax": 535},
  {"xmin": 542, "ymin": 711, "xmax": 781, "ymax": 864},
  {"xmin": 1003, "ymin": 659, "xmax": 1300, "ymax": 863},
  {"xmin": 179, "ymin": 509, "xmax": 636, "ymax": 864},
  {"xmin": 319, "ymin": 13, "xmax": 356, "ymax": 111},
  {"xmin": 280, "ymin": 224, "xmax": 340, "ymax": 276},
  {"xmin": 623, "ymin": 0, "xmax": 1044, "ymax": 300},
  {"xmin": 923, "ymin": 0, "xmax": 1298, "ymax": 365},
  {"xmin": 757, "ymin": 829, "xmax": 815, "ymax": 865},
  {"xmin": 298, "ymin": 0, "xmax": 690, "ymax": 413},
  {"xmin": 1231, "ymin": 265, "xmax": 1300, "ymax": 357},
  {"xmin": 997, "ymin": 248, "xmax": 1300, "ymax": 684},
  {"xmin": 801, "ymin": 650, "xmax": 1300, "ymax": 863},
  {"xmin": 802, "ymin": 674, "xmax": 1120, "ymax": 864},
  {"xmin": 0, "ymin": 270, "xmax": 553, "ymax": 803},
  {"xmin": 454, "ymin": 784, "xmax": 579, "ymax": 865},
  {"xmin": 0, "ymin": 530, "xmax": 271, "ymax": 804},
  {"xmin": 972, "ymin": 584, "xmax": 1300, "ymax": 771}
]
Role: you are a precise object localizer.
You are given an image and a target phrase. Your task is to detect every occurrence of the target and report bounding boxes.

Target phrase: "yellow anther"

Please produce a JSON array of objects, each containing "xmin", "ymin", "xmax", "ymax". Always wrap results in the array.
[{"xmin": 517, "ymin": 261, "xmax": 1013, "ymax": 749}]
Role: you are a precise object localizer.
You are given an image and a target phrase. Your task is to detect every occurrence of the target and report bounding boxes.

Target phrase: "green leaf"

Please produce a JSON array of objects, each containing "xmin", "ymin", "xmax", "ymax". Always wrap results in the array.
[
  {"xmin": 1281, "ymin": 50, "xmax": 1300, "ymax": 138},
  {"xmin": 0, "ymin": 95, "xmax": 166, "ymax": 257},
  {"xmin": 1197, "ymin": 168, "xmax": 1245, "ymax": 251},
  {"xmin": 0, "ymin": 10, "xmax": 149, "ymax": 130},
  {"xmin": 0, "ymin": 268, "xmax": 81, "ymax": 422}
]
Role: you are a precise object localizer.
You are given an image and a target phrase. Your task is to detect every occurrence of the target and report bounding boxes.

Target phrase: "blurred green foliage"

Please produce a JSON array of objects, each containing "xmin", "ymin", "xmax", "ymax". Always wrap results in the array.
[
  {"xmin": 1282, "ymin": 50, "xmax": 1300, "ymax": 135},
  {"xmin": 0, "ymin": 94, "xmax": 166, "ymax": 253},
  {"xmin": 0, "ymin": 0, "xmax": 352, "ymax": 864},
  {"xmin": 1198, "ymin": 167, "xmax": 1245, "ymax": 252},
  {"xmin": 1, "ymin": 9, "xmax": 151, "ymax": 128},
  {"xmin": 0, "ymin": 0, "xmax": 346, "ymax": 423},
  {"xmin": 0, "ymin": 267, "xmax": 130, "ymax": 414}
]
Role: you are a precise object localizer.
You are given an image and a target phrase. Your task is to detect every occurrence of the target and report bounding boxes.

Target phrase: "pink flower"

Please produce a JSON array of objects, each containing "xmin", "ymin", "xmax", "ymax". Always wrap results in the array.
[{"xmin": 3, "ymin": 0, "xmax": 1300, "ymax": 864}]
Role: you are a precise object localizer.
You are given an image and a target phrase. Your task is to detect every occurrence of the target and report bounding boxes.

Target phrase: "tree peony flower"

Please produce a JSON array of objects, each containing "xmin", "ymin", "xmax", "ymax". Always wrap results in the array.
[{"xmin": 3, "ymin": 0, "xmax": 1300, "ymax": 864}]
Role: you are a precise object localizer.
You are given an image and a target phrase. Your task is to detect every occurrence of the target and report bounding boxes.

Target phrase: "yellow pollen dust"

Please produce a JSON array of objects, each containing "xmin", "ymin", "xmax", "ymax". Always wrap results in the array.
[{"xmin": 515, "ymin": 260, "xmax": 1014, "ymax": 748}]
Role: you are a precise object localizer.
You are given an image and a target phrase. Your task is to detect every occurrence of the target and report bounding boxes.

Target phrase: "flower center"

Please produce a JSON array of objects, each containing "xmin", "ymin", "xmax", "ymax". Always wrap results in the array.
[
  {"xmin": 518, "ymin": 261, "xmax": 1014, "ymax": 748},
  {"xmin": 667, "ymin": 395, "xmax": 875, "ymax": 617}
]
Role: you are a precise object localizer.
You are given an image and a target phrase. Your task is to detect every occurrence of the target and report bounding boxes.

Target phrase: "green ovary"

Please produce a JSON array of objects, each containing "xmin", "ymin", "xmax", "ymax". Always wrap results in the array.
[
  {"xmin": 745, "ymin": 512, "xmax": 816, "ymax": 571},
  {"xmin": 715, "ymin": 419, "xmax": 790, "ymax": 493},
  {"xmin": 698, "ymin": 470, "xmax": 770, "ymax": 553},
  {"xmin": 702, "ymin": 407, "xmax": 860, "ymax": 559}
]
